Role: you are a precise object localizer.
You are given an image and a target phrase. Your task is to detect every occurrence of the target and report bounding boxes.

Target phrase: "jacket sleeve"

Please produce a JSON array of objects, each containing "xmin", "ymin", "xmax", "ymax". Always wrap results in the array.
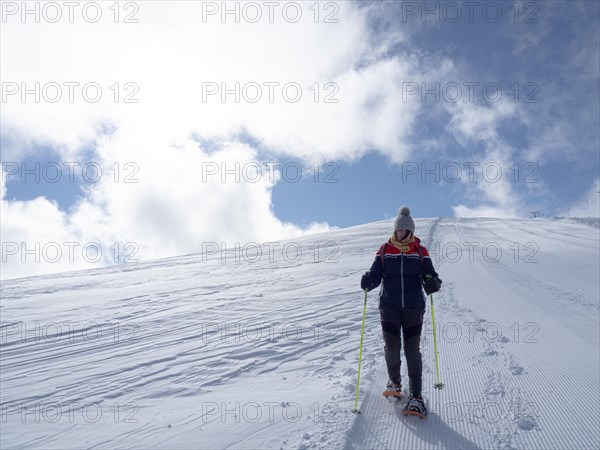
[
  {"xmin": 367, "ymin": 245, "xmax": 385, "ymax": 290},
  {"xmin": 420, "ymin": 245, "xmax": 439, "ymax": 278}
]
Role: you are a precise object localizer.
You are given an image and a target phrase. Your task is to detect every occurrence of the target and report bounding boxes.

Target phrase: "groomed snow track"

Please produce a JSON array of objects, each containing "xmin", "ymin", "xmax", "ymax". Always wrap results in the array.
[{"xmin": 1, "ymin": 218, "xmax": 599, "ymax": 449}]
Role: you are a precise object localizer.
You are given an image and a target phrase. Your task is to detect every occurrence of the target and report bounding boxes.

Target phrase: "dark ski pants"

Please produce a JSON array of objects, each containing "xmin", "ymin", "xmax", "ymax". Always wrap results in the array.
[{"xmin": 379, "ymin": 306, "xmax": 424, "ymax": 397}]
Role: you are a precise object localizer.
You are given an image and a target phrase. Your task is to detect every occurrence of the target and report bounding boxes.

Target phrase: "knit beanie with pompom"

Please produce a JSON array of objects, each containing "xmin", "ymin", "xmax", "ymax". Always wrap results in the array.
[{"xmin": 393, "ymin": 206, "xmax": 415, "ymax": 233}]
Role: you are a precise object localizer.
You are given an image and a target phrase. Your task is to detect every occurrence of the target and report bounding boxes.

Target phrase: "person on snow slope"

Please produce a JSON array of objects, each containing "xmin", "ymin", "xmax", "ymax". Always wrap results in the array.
[{"xmin": 361, "ymin": 206, "xmax": 442, "ymax": 418}]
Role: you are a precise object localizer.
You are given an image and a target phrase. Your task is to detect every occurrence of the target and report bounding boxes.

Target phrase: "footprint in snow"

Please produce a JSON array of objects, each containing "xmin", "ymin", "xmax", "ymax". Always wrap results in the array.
[
  {"xmin": 484, "ymin": 372, "xmax": 506, "ymax": 397},
  {"xmin": 482, "ymin": 348, "xmax": 499, "ymax": 357},
  {"xmin": 517, "ymin": 417, "xmax": 537, "ymax": 431},
  {"xmin": 509, "ymin": 365, "xmax": 524, "ymax": 376}
]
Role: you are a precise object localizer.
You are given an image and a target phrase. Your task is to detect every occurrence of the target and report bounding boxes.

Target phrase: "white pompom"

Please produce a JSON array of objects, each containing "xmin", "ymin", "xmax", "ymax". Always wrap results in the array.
[{"xmin": 399, "ymin": 206, "xmax": 410, "ymax": 216}]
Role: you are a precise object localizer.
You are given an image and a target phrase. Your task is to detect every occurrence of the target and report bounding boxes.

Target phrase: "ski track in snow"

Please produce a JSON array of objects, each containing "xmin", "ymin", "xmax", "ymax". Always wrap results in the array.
[{"xmin": 1, "ymin": 218, "xmax": 599, "ymax": 449}]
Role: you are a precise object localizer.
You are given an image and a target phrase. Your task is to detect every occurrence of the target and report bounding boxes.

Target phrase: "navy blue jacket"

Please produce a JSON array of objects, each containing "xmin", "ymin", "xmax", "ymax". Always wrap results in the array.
[{"xmin": 368, "ymin": 237, "xmax": 438, "ymax": 310}]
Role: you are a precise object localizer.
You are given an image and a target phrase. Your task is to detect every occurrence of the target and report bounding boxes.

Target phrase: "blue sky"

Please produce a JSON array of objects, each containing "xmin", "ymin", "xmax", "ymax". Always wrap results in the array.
[{"xmin": 1, "ymin": 1, "xmax": 599, "ymax": 277}]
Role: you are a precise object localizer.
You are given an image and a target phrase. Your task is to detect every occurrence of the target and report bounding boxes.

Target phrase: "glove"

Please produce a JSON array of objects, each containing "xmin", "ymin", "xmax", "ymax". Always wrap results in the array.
[
  {"xmin": 423, "ymin": 274, "xmax": 442, "ymax": 283},
  {"xmin": 422, "ymin": 274, "xmax": 442, "ymax": 295},
  {"xmin": 361, "ymin": 271, "xmax": 374, "ymax": 291}
]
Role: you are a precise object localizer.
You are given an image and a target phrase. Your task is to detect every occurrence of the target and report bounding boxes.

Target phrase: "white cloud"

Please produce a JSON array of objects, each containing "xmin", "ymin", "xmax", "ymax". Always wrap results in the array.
[
  {"xmin": 4, "ymin": 2, "xmax": 448, "ymax": 279},
  {"xmin": 504, "ymin": 3, "xmax": 555, "ymax": 55},
  {"xmin": 561, "ymin": 179, "xmax": 600, "ymax": 218},
  {"xmin": 444, "ymin": 100, "xmax": 527, "ymax": 218},
  {"xmin": 1, "ymin": 138, "xmax": 333, "ymax": 279},
  {"xmin": 446, "ymin": 100, "xmax": 517, "ymax": 145},
  {"xmin": 451, "ymin": 204, "xmax": 518, "ymax": 219},
  {"xmin": 0, "ymin": 2, "xmax": 429, "ymax": 161}
]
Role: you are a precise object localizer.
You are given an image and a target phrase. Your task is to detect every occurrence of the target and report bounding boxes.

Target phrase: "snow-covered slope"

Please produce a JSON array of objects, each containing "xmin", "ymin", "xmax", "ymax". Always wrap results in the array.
[{"xmin": 1, "ymin": 218, "xmax": 599, "ymax": 449}]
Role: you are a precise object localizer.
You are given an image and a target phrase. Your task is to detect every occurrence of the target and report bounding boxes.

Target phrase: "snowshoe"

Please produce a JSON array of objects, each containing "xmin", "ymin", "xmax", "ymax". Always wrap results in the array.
[
  {"xmin": 383, "ymin": 380, "xmax": 404, "ymax": 398},
  {"xmin": 402, "ymin": 396, "xmax": 427, "ymax": 418}
]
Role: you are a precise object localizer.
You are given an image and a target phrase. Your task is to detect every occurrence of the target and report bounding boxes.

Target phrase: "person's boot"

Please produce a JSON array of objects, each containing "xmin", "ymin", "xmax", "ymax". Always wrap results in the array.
[
  {"xmin": 383, "ymin": 379, "xmax": 403, "ymax": 398},
  {"xmin": 402, "ymin": 395, "xmax": 427, "ymax": 418}
]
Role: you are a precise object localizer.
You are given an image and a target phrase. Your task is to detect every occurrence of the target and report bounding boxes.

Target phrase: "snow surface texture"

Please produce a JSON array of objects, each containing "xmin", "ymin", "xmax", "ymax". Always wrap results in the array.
[{"xmin": 1, "ymin": 218, "xmax": 599, "ymax": 449}]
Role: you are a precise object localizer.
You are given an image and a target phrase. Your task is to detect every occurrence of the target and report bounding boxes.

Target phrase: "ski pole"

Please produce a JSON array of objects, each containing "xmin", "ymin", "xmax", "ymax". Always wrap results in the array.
[
  {"xmin": 352, "ymin": 288, "xmax": 368, "ymax": 413},
  {"xmin": 430, "ymin": 294, "xmax": 445, "ymax": 389}
]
